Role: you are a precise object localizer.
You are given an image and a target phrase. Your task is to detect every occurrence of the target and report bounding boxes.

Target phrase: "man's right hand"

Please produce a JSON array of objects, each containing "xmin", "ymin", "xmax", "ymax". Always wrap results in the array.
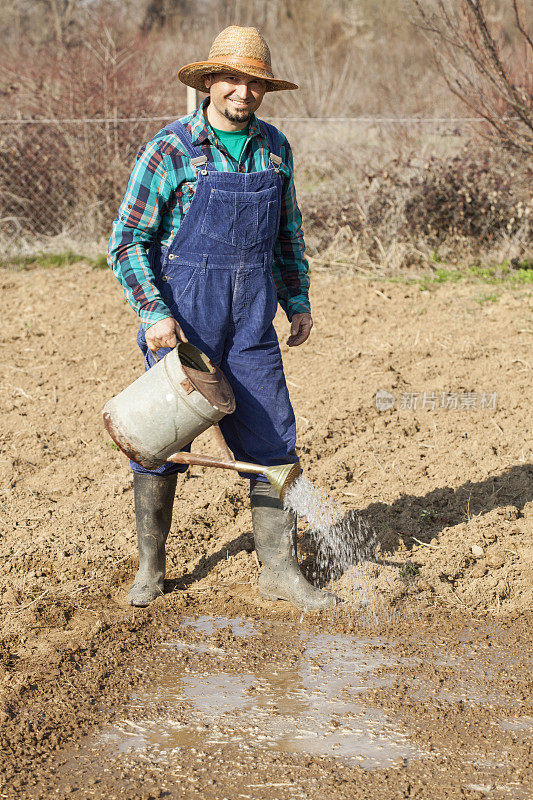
[{"xmin": 145, "ymin": 317, "xmax": 188, "ymax": 354}]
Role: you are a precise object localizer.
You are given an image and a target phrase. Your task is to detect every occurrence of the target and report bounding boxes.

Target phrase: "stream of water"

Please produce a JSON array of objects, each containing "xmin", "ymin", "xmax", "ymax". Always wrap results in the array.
[{"xmin": 284, "ymin": 476, "xmax": 378, "ymax": 609}]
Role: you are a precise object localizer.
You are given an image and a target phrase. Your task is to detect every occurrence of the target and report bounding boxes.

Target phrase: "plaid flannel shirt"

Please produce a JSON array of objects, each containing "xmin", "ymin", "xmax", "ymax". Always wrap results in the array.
[{"xmin": 108, "ymin": 99, "xmax": 311, "ymax": 328}]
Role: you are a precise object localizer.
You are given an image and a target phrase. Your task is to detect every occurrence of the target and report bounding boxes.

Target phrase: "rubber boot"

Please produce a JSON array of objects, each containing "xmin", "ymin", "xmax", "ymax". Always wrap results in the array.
[
  {"xmin": 250, "ymin": 480, "xmax": 339, "ymax": 611},
  {"xmin": 127, "ymin": 472, "xmax": 178, "ymax": 607}
]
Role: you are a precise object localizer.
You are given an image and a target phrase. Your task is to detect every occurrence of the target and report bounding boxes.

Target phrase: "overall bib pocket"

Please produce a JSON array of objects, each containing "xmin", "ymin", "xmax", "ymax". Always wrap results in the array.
[{"xmin": 201, "ymin": 186, "xmax": 278, "ymax": 248}]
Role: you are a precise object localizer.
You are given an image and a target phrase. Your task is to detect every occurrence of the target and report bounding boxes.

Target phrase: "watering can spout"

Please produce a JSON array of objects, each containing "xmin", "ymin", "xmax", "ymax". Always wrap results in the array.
[
  {"xmin": 263, "ymin": 463, "xmax": 301, "ymax": 500},
  {"xmin": 166, "ymin": 450, "xmax": 300, "ymax": 500}
]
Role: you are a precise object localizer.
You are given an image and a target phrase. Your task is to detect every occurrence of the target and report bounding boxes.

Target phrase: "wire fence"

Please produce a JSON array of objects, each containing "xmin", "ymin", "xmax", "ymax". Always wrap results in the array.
[
  {"xmin": 0, "ymin": 115, "xmax": 504, "ymax": 258},
  {"xmin": 0, "ymin": 118, "xmax": 162, "ymax": 248}
]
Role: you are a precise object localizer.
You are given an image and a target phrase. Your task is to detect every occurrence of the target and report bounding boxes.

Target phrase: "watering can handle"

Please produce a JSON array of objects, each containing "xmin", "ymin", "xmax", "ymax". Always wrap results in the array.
[
  {"xmin": 211, "ymin": 424, "xmax": 234, "ymax": 462},
  {"xmin": 149, "ymin": 349, "xmax": 162, "ymax": 363},
  {"xmin": 150, "ymin": 345, "xmax": 182, "ymax": 363}
]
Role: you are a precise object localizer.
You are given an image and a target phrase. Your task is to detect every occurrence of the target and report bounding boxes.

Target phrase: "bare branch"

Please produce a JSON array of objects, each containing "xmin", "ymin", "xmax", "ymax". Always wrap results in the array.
[
  {"xmin": 411, "ymin": 0, "xmax": 533, "ymax": 156},
  {"xmin": 513, "ymin": 0, "xmax": 533, "ymax": 52}
]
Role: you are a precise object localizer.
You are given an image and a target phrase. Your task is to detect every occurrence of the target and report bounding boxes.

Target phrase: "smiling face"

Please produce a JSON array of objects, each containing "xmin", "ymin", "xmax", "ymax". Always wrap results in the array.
[{"xmin": 204, "ymin": 72, "xmax": 267, "ymax": 131}]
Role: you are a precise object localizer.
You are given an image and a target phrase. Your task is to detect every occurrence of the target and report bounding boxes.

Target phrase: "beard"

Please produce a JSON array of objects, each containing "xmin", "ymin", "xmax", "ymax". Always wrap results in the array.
[
  {"xmin": 223, "ymin": 96, "xmax": 253, "ymax": 123},
  {"xmin": 223, "ymin": 106, "xmax": 252, "ymax": 123}
]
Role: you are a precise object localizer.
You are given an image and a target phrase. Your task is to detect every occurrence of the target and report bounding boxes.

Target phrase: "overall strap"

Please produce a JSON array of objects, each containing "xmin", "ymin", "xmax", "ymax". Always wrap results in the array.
[
  {"xmin": 164, "ymin": 119, "xmax": 212, "ymax": 172},
  {"xmin": 260, "ymin": 120, "xmax": 282, "ymax": 157}
]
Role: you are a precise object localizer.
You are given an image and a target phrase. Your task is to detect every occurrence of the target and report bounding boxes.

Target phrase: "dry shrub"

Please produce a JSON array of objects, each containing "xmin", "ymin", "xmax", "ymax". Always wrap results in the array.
[
  {"xmin": 261, "ymin": 0, "xmax": 455, "ymax": 118},
  {"xmin": 404, "ymin": 149, "xmax": 530, "ymax": 243},
  {"xmin": 1, "ymin": 13, "xmax": 179, "ymax": 119},
  {"xmin": 301, "ymin": 144, "xmax": 532, "ymax": 269},
  {"xmin": 0, "ymin": 127, "xmax": 77, "ymax": 237}
]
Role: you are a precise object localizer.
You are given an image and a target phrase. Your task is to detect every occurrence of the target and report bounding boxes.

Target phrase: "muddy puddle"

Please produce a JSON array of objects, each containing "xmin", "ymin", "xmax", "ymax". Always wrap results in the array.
[
  {"xmin": 39, "ymin": 614, "xmax": 531, "ymax": 799},
  {"xmin": 97, "ymin": 620, "xmax": 420, "ymax": 771}
]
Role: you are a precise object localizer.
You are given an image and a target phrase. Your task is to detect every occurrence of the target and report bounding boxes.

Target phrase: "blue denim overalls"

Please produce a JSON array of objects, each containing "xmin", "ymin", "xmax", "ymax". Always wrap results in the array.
[{"xmin": 131, "ymin": 119, "xmax": 298, "ymax": 480}]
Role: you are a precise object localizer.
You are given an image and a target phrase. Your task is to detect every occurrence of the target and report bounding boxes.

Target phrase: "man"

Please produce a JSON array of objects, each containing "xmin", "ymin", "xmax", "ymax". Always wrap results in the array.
[{"xmin": 108, "ymin": 26, "xmax": 337, "ymax": 612}]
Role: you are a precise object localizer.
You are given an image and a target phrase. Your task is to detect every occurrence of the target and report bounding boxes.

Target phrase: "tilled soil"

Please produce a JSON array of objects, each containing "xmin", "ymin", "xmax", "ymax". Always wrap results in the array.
[{"xmin": 0, "ymin": 262, "xmax": 532, "ymax": 798}]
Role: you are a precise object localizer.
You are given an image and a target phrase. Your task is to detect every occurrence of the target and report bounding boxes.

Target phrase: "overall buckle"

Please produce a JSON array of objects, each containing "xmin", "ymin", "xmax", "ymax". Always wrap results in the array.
[
  {"xmin": 191, "ymin": 155, "xmax": 208, "ymax": 175},
  {"xmin": 269, "ymin": 153, "xmax": 282, "ymax": 173}
]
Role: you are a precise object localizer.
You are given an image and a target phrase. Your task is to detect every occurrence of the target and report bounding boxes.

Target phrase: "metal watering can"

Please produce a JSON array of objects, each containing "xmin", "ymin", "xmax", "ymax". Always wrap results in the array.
[{"xmin": 102, "ymin": 343, "xmax": 299, "ymax": 499}]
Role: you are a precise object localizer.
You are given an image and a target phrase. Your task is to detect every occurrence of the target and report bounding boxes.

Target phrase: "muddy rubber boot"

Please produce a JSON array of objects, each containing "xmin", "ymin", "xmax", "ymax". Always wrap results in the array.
[
  {"xmin": 250, "ymin": 480, "xmax": 339, "ymax": 612},
  {"xmin": 127, "ymin": 472, "xmax": 178, "ymax": 607}
]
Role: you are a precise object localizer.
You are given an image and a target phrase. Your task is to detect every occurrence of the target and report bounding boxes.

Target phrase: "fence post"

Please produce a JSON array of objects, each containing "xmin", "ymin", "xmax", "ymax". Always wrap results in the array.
[{"xmin": 187, "ymin": 86, "xmax": 199, "ymax": 114}]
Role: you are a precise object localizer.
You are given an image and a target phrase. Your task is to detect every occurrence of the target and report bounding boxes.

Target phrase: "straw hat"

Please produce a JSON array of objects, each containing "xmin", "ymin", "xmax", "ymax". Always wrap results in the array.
[{"xmin": 178, "ymin": 26, "xmax": 298, "ymax": 93}]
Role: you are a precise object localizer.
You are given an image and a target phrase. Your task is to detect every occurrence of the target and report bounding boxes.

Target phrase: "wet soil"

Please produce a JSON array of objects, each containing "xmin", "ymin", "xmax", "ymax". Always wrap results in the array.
[
  {"xmin": 3, "ymin": 607, "xmax": 532, "ymax": 799},
  {"xmin": 0, "ymin": 263, "xmax": 532, "ymax": 798}
]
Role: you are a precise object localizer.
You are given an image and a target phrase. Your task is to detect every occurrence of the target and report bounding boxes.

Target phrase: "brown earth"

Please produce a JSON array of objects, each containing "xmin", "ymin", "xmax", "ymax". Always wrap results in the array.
[{"xmin": 0, "ymin": 262, "xmax": 532, "ymax": 799}]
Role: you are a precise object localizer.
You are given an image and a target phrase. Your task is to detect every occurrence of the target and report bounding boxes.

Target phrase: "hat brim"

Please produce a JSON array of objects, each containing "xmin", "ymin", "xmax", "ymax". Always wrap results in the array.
[{"xmin": 178, "ymin": 61, "xmax": 298, "ymax": 93}]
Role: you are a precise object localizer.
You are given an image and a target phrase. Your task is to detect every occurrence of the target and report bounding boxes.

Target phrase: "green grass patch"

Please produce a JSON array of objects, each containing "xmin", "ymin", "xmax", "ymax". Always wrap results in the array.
[
  {"xmin": 417, "ymin": 259, "xmax": 533, "ymax": 291},
  {"xmin": 382, "ymin": 258, "xmax": 532, "ymax": 290},
  {"xmin": 399, "ymin": 562, "xmax": 420, "ymax": 579},
  {"xmin": 2, "ymin": 251, "xmax": 109, "ymax": 270},
  {"xmin": 418, "ymin": 268, "xmax": 460, "ymax": 291},
  {"xmin": 91, "ymin": 253, "xmax": 109, "ymax": 269},
  {"xmin": 6, "ymin": 251, "xmax": 88, "ymax": 269},
  {"xmin": 473, "ymin": 291, "xmax": 501, "ymax": 304}
]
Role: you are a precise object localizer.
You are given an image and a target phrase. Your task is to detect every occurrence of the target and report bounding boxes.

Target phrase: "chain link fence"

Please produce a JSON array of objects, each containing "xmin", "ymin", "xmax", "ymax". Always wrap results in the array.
[
  {"xmin": 0, "ymin": 118, "xmax": 172, "ymax": 254},
  {"xmin": 1, "ymin": 116, "xmax": 530, "ymax": 261}
]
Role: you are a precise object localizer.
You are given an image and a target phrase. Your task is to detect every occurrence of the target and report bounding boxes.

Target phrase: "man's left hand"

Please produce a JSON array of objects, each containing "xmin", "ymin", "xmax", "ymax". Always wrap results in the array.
[{"xmin": 287, "ymin": 312, "xmax": 313, "ymax": 347}]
